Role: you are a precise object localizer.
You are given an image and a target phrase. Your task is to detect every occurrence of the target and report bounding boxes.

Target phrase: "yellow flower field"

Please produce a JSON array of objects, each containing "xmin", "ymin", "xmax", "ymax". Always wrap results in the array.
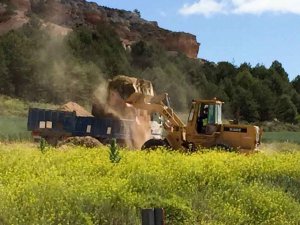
[{"xmin": 0, "ymin": 143, "xmax": 300, "ymax": 224}]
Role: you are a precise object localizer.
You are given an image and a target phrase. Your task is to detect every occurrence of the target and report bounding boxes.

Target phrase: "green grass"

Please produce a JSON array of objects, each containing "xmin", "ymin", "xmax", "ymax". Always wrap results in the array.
[
  {"xmin": 0, "ymin": 95, "xmax": 57, "ymax": 141},
  {"xmin": 0, "ymin": 95, "xmax": 57, "ymax": 117},
  {"xmin": 1, "ymin": 143, "xmax": 300, "ymax": 224},
  {"xmin": 0, "ymin": 116, "xmax": 31, "ymax": 141},
  {"xmin": 259, "ymin": 121, "xmax": 300, "ymax": 132},
  {"xmin": 263, "ymin": 132, "xmax": 300, "ymax": 144}
]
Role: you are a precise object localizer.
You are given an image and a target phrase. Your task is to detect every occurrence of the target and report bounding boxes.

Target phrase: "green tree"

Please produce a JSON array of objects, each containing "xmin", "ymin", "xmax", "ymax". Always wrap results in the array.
[
  {"xmin": 0, "ymin": 48, "xmax": 12, "ymax": 95},
  {"xmin": 252, "ymin": 64, "xmax": 272, "ymax": 80},
  {"xmin": 0, "ymin": 30, "xmax": 34, "ymax": 98},
  {"xmin": 275, "ymin": 95, "xmax": 298, "ymax": 123},
  {"xmin": 67, "ymin": 24, "xmax": 131, "ymax": 77},
  {"xmin": 292, "ymin": 75, "xmax": 300, "ymax": 94},
  {"xmin": 270, "ymin": 60, "xmax": 289, "ymax": 82},
  {"xmin": 238, "ymin": 62, "xmax": 252, "ymax": 73},
  {"xmin": 252, "ymin": 81, "xmax": 275, "ymax": 121},
  {"xmin": 133, "ymin": 9, "xmax": 141, "ymax": 17},
  {"xmin": 290, "ymin": 90, "xmax": 300, "ymax": 114},
  {"xmin": 222, "ymin": 78, "xmax": 234, "ymax": 99},
  {"xmin": 201, "ymin": 62, "xmax": 217, "ymax": 83},
  {"xmin": 215, "ymin": 61, "xmax": 237, "ymax": 83},
  {"xmin": 131, "ymin": 40, "xmax": 156, "ymax": 68},
  {"xmin": 231, "ymin": 87, "xmax": 259, "ymax": 122},
  {"xmin": 235, "ymin": 70, "xmax": 255, "ymax": 90},
  {"xmin": 266, "ymin": 72, "xmax": 288, "ymax": 96}
]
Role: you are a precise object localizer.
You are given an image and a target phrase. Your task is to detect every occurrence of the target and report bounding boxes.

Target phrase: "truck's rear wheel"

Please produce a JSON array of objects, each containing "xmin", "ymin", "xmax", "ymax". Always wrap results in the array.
[
  {"xmin": 44, "ymin": 136, "xmax": 59, "ymax": 146},
  {"xmin": 141, "ymin": 139, "xmax": 169, "ymax": 150}
]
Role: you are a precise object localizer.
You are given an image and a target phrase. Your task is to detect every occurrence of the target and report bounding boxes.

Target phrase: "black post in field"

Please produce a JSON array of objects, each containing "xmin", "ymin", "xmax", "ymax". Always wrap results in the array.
[{"xmin": 141, "ymin": 208, "xmax": 165, "ymax": 225}]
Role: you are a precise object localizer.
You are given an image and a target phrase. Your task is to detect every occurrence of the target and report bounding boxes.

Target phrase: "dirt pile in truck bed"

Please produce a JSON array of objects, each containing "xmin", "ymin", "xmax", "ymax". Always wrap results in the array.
[{"xmin": 58, "ymin": 102, "xmax": 93, "ymax": 117}]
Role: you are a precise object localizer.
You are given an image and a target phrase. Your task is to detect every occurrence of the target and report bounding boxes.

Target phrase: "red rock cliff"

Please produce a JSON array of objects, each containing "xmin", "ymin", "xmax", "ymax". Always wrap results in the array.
[
  {"xmin": 2, "ymin": 0, "xmax": 200, "ymax": 58},
  {"xmin": 163, "ymin": 33, "xmax": 200, "ymax": 59}
]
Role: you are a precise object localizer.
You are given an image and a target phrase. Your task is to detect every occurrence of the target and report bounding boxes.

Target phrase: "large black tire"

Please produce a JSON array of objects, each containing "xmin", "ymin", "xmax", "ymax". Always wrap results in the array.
[
  {"xmin": 141, "ymin": 139, "xmax": 169, "ymax": 150},
  {"xmin": 182, "ymin": 141, "xmax": 196, "ymax": 152},
  {"xmin": 44, "ymin": 136, "xmax": 59, "ymax": 146}
]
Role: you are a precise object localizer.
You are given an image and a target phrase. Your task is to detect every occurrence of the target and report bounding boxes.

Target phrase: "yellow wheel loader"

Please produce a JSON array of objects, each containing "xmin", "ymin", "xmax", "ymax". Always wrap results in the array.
[{"xmin": 126, "ymin": 93, "xmax": 262, "ymax": 153}]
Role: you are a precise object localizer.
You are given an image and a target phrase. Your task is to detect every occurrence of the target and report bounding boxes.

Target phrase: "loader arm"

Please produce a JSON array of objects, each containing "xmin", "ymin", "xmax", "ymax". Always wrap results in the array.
[{"xmin": 126, "ymin": 93, "xmax": 186, "ymax": 131}]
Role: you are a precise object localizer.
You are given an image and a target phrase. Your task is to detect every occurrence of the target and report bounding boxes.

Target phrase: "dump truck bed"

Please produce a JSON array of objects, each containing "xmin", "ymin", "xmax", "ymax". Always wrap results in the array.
[{"xmin": 27, "ymin": 108, "xmax": 134, "ymax": 144}]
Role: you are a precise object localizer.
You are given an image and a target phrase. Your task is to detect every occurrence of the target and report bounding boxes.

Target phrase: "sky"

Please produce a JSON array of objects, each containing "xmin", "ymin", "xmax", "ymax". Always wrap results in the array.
[{"xmin": 91, "ymin": 0, "xmax": 300, "ymax": 81}]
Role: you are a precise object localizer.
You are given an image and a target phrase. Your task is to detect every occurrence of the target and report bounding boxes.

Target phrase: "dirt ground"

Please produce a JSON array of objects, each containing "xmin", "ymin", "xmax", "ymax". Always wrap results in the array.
[{"xmin": 58, "ymin": 136, "xmax": 103, "ymax": 148}]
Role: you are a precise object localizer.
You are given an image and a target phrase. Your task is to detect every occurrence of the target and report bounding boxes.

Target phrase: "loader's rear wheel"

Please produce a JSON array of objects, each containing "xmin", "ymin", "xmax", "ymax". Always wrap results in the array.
[{"xmin": 141, "ymin": 139, "xmax": 169, "ymax": 150}]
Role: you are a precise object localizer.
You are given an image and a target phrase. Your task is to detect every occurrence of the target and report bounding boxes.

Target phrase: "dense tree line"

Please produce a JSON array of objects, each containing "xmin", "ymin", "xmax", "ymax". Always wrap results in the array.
[{"xmin": 0, "ymin": 16, "xmax": 299, "ymax": 123}]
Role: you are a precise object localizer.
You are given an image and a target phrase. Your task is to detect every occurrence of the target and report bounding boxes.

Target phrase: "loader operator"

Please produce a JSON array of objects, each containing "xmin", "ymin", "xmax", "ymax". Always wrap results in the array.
[{"xmin": 197, "ymin": 105, "xmax": 208, "ymax": 133}]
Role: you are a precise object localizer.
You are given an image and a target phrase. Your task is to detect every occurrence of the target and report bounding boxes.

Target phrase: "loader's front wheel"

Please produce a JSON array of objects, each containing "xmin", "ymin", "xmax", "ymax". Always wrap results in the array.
[
  {"xmin": 182, "ymin": 141, "xmax": 196, "ymax": 152},
  {"xmin": 141, "ymin": 139, "xmax": 169, "ymax": 150}
]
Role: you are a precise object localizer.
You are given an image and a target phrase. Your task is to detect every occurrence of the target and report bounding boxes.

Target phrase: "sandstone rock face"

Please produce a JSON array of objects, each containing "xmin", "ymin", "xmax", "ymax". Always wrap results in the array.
[
  {"xmin": 0, "ymin": 0, "xmax": 30, "ymax": 34},
  {"xmin": 84, "ymin": 12, "xmax": 105, "ymax": 25},
  {"xmin": 2, "ymin": 0, "xmax": 200, "ymax": 58},
  {"xmin": 163, "ymin": 33, "xmax": 200, "ymax": 59}
]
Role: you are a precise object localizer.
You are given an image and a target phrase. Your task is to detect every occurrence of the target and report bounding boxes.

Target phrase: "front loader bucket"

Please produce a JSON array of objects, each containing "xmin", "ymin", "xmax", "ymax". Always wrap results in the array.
[
  {"xmin": 108, "ymin": 75, "xmax": 154, "ymax": 101},
  {"xmin": 126, "ymin": 92, "xmax": 169, "ymax": 106},
  {"xmin": 126, "ymin": 92, "xmax": 153, "ymax": 105},
  {"xmin": 93, "ymin": 75, "xmax": 156, "ymax": 117}
]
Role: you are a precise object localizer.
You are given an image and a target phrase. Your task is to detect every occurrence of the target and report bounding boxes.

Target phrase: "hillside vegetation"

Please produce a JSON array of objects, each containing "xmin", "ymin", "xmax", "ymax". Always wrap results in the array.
[
  {"xmin": 0, "ymin": 16, "xmax": 299, "ymax": 124},
  {"xmin": 0, "ymin": 95, "xmax": 56, "ymax": 117},
  {"xmin": 0, "ymin": 143, "xmax": 300, "ymax": 224}
]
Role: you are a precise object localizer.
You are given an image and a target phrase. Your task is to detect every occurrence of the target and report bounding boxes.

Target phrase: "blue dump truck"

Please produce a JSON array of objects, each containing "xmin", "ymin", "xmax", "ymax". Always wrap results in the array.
[
  {"xmin": 27, "ymin": 75, "xmax": 164, "ymax": 147},
  {"xmin": 27, "ymin": 108, "xmax": 135, "ymax": 146}
]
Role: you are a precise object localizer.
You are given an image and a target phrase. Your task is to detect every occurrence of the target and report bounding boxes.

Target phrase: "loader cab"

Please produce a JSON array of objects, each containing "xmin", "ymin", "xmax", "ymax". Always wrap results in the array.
[{"xmin": 187, "ymin": 99, "xmax": 223, "ymax": 135}]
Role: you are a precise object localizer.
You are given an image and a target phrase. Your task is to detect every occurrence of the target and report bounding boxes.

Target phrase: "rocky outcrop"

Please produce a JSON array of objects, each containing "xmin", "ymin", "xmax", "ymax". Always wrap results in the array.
[
  {"xmin": 2, "ymin": 0, "xmax": 200, "ymax": 58},
  {"xmin": 0, "ymin": 0, "xmax": 30, "ymax": 34},
  {"xmin": 130, "ymin": 22, "xmax": 200, "ymax": 58},
  {"xmin": 163, "ymin": 33, "xmax": 200, "ymax": 59}
]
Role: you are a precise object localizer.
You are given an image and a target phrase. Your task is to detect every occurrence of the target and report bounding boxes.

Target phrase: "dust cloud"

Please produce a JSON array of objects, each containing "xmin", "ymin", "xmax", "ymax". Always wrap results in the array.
[
  {"xmin": 92, "ymin": 79, "xmax": 152, "ymax": 149},
  {"xmin": 36, "ymin": 34, "xmax": 151, "ymax": 149},
  {"xmin": 32, "ymin": 26, "xmax": 104, "ymax": 105}
]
